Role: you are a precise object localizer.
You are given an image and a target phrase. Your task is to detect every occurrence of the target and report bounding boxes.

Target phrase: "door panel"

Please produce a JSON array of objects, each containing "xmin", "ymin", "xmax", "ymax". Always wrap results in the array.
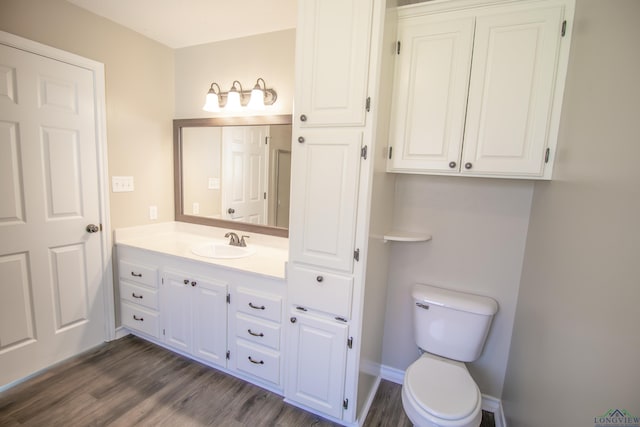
[{"xmin": 0, "ymin": 43, "xmax": 106, "ymax": 387}]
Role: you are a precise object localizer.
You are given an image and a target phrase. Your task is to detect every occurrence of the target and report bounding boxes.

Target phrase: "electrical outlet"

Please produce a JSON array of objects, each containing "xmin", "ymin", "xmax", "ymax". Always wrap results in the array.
[
  {"xmin": 193, "ymin": 202, "xmax": 200, "ymax": 215},
  {"xmin": 149, "ymin": 205, "xmax": 158, "ymax": 220}
]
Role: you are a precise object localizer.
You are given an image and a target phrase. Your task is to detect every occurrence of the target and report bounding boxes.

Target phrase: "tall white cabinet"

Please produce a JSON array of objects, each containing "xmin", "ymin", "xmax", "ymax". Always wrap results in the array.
[
  {"xmin": 286, "ymin": 0, "xmax": 396, "ymax": 424},
  {"xmin": 387, "ymin": 0, "xmax": 574, "ymax": 179}
]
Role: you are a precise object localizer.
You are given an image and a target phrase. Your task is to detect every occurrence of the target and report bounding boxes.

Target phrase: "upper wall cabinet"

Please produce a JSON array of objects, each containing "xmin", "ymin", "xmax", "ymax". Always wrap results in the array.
[
  {"xmin": 294, "ymin": 0, "xmax": 373, "ymax": 127},
  {"xmin": 388, "ymin": 0, "xmax": 575, "ymax": 179}
]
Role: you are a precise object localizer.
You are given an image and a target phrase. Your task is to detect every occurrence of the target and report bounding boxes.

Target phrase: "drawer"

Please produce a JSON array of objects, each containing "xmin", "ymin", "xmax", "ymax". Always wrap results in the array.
[
  {"xmin": 235, "ymin": 341, "xmax": 280, "ymax": 386},
  {"xmin": 235, "ymin": 313, "xmax": 280, "ymax": 350},
  {"xmin": 121, "ymin": 302, "xmax": 160, "ymax": 338},
  {"xmin": 119, "ymin": 259, "xmax": 158, "ymax": 288},
  {"xmin": 235, "ymin": 288, "xmax": 282, "ymax": 323},
  {"xmin": 120, "ymin": 280, "xmax": 158, "ymax": 310},
  {"xmin": 288, "ymin": 264, "xmax": 353, "ymax": 319}
]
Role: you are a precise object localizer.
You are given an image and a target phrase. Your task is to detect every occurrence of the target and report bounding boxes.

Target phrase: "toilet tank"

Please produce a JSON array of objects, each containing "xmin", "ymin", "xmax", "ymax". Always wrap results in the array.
[{"xmin": 412, "ymin": 284, "xmax": 498, "ymax": 362}]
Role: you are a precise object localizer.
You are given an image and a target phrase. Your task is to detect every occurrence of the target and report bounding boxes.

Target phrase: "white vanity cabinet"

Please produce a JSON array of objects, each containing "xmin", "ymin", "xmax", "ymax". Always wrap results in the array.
[
  {"xmin": 388, "ymin": 0, "xmax": 574, "ymax": 179},
  {"xmin": 162, "ymin": 269, "xmax": 228, "ymax": 368},
  {"xmin": 294, "ymin": 0, "xmax": 373, "ymax": 127},
  {"xmin": 116, "ymin": 243, "xmax": 287, "ymax": 394}
]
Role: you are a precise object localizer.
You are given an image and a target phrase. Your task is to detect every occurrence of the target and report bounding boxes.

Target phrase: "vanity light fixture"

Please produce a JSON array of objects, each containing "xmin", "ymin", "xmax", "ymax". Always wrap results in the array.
[{"xmin": 202, "ymin": 78, "xmax": 277, "ymax": 112}]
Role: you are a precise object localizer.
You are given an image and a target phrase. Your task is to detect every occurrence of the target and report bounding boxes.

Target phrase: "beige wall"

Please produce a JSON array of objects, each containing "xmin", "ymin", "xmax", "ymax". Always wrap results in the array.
[
  {"xmin": 382, "ymin": 175, "xmax": 533, "ymax": 397},
  {"xmin": 502, "ymin": 1, "xmax": 640, "ymax": 425},
  {"xmin": 0, "ymin": 0, "xmax": 175, "ymax": 229},
  {"xmin": 174, "ymin": 29, "xmax": 295, "ymax": 119}
]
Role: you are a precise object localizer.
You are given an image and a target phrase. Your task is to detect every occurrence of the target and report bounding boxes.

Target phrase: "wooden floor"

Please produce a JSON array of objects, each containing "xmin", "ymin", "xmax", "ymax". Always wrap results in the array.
[{"xmin": 0, "ymin": 335, "xmax": 494, "ymax": 427}]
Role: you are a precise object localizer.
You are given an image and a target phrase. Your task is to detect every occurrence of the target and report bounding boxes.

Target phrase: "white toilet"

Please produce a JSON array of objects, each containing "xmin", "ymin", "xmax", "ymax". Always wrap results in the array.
[{"xmin": 402, "ymin": 284, "xmax": 498, "ymax": 427}]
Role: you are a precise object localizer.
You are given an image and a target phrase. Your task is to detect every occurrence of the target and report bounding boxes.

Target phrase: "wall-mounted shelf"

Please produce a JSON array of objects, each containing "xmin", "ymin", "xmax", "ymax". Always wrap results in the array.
[{"xmin": 383, "ymin": 231, "xmax": 432, "ymax": 243}]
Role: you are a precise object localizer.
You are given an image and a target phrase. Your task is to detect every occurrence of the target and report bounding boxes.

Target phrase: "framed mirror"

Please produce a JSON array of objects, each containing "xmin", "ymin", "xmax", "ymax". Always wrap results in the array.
[{"xmin": 174, "ymin": 115, "xmax": 292, "ymax": 238}]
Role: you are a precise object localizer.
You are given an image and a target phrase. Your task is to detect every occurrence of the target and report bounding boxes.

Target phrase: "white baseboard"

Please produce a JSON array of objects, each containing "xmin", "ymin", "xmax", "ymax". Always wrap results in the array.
[
  {"xmin": 379, "ymin": 364, "xmax": 506, "ymax": 426},
  {"xmin": 113, "ymin": 326, "xmax": 130, "ymax": 340}
]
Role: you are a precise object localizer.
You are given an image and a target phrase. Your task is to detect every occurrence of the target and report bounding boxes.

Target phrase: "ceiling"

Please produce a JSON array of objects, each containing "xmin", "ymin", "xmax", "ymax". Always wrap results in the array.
[{"xmin": 66, "ymin": 0, "xmax": 298, "ymax": 49}]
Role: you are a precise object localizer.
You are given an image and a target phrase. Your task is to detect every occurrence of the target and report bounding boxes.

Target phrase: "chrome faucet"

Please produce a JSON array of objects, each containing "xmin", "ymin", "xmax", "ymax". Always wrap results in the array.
[{"xmin": 225, "ymin": 232, "xmax": 249, "ymax": 247}]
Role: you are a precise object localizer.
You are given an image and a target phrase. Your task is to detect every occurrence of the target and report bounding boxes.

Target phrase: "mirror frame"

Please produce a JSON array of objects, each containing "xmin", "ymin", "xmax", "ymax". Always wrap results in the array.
[{"xmin": 174, "ymin": 115, "xmax": 292, "ymax": 238}]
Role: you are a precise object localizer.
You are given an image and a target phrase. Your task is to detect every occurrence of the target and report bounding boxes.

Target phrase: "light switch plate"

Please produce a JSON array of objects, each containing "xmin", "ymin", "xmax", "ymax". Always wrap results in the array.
[
  {"xmin": 208, "ymin": 177, "xmax": 220, "ymax": 190},
  {"xmin": 149, "ymin": 205, "xmax": 158, "ymax": 220},
  {"xmin": 112, "ymin": 176, "xmax": 134, "ymax": 192}
]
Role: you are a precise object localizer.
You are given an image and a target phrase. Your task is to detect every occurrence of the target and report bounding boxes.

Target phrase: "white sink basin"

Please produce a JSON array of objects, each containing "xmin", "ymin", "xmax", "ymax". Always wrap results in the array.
[{"xmin": 191, "ymin": 242, "xmax": 255, "ymax": 259}]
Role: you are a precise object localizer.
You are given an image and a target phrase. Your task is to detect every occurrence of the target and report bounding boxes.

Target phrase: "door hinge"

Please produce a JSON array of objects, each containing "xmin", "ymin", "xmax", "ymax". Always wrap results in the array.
[
  {"xmin": 365, "ymin": 97, "xmax": 371, "ymax": 112},
  {"xmin": 360, "ymin": 145, "xmax": 368, "ymax": 160},
  {"xmin": 397, "ymin": 41, "xmax": 401, "ymax": 55},
  {"xmin": 226, "ymin": 293, "xmax": 231, "ymax": 304},
  {"xmin": 561, "ymin": 20, "xmax": 567, "ymax": 37},
  {"xmin": 353, "ymin": 248, "xmax": 360, "ymax": 261},
  {"xmin": 343, "ymin": 398, "xmax": 349, "ymax": 410},
  {"xmin": 544, "ymin": 147, "xmax": 550, "ymax": 163},
  {"xmin": 388, "ymin": 146, "xmax": 393, "ymax": 159},
  {"xmin": 347, "ymin": 337, "xmax": 353, "ymax": 349},
  {"xmin": 226, "ymin": 350, "xmax": 230, "ymax": 360},
  {"xmin": 264, "ymin": 192, "xmax": 267, "ymax": 200},
  {"xmin": 265, "ymin": 136, "xmax": 269, "ymax": 145}
]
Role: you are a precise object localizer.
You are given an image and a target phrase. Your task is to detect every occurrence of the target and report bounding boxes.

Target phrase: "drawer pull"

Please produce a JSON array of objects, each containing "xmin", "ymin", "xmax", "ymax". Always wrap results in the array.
[
  {"xmin": 131, "ymin": 272, "xmax": 142, "ymax": 277},
  {"xmin": 247, "ymin": 329, "xmax": 264, "ymax": 337},
  {"xmin": 248, "ymin": 302, "xmax": 266, "ymax": 310},
  {"xmin": 248, "ymin": 356, "xmax": 264, "ymax": 365},
  {"xmin": 133, "ymin": 315, "xmax": 144, "ymax": 322},
  {"xmin": 131, "ymin": 293, "xmax": 143, "ymax": 299}
]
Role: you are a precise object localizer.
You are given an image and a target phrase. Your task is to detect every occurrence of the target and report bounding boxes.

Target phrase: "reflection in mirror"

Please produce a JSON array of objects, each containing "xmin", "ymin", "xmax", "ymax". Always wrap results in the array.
[{"xmin": 174, "ymin": 116, "xmax": 292, "ymax": 237}]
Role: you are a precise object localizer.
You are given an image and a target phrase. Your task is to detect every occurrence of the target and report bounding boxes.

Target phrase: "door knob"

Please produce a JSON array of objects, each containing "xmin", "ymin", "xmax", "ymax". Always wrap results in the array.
[
  {"xmin": 227, "ymin": 208, "xmax": 235, "ymax": 214},
  {"xmin": 86, "ymin": 224, "xmax": 100, "ymax": 233},
  {"xmin": 300, "ymin": 114, "xmax": 307, "ymax": 122}
]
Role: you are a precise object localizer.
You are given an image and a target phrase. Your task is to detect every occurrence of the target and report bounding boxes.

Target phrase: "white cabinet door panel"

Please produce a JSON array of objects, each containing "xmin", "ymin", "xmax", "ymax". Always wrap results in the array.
[
  {"xmin": 286, "ymin": 312, "xmax": 348, "ymax": 419},
  {"xmin": 289, "ymin": 130, "xmax": 362, "ymax": 272},
  {"xmin": 192, "ymin": 277, "xmax": 227, "ymax": 367},
  {"xmin": 295, "ymin": 0, "xmax": 373, "ymax": 126},
  {"xmin": 389, "ymin": 15, "xmax": 475, "ymax": 172},
  {"xmin": 462, "ymin": 6, "xmax": 564, "ymax": 176},
  {"xmin": 162, "ymin": 271, "xmax": 192, "ymax": 353}
]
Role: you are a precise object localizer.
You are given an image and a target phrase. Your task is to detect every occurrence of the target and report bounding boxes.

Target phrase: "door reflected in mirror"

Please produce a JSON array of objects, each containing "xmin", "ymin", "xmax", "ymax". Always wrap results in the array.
[{"xmin": 174, "ymin": 116, "xmax": 292, "ymax": 237}]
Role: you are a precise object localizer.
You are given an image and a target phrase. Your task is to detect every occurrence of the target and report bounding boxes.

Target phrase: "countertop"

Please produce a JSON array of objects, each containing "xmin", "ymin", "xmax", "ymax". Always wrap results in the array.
[{"xmin": 114, "ymin": 222, "xmax": 289, "ymax": 279}]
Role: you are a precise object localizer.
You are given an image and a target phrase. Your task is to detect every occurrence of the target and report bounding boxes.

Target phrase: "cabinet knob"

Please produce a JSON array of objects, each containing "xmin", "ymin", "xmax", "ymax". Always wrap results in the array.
[
  {"xmin": 290, "ymin": 317, "xmax": 297, "ymax": 323},
  {"xmin": 298, "ymin": 136, "xmax": 305, "ymax": 143},
  {"xmin": 183, "ymin": 279, "xmax": 189, "ymax": 285},
  {"xmin": 191, "ymin": 281, "xmax": 197, "ymax": 287},
  {"xmin": 86, "ymin": 224, "xmax": 100, "ymax": 233},
  {"xmin": 449, "ymin": 161, "xmax": 457, "ymax": 169},
  {"xmin": 316, "ymin": 275, "xmax": 323, "ymax": 283},
  {"xmin": 465, "ymin": 162, "xmax": 473, "ymax": 169},
  {"xmin": 300, "ymin": 114, "xmax": 307, "ymax": 122}
]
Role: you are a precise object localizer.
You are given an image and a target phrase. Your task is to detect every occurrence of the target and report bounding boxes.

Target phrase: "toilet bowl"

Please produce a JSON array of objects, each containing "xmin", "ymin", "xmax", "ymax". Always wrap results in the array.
[{"xmin": 402, "ymin": 353, "xmax": 482, "ymax": 427}]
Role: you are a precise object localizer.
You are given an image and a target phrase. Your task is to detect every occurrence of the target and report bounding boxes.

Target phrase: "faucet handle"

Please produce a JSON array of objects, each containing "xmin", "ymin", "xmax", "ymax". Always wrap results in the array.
[{"xmin": 240, "ymin": 235, "xmax": 250, "ymax": 247}]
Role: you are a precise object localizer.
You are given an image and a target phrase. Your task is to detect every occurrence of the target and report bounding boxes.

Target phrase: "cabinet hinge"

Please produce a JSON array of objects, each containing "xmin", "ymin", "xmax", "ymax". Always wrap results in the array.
[
  {"xmin": 544, "ymin": 147, "xmax": 551, "ymax": 163},
  {"xmin": 561, "ymin": 20, "xmax": 567, "ymax": 37},
  {"xmin": 264, "ymin": 192, "xmax": 267, "ymax": 200},
  {"xmin": 265, "ymin": 136, "xmax": 269, "ymax": 145},
  {"xmin": 360, "ymin": 145, "xmax": 368, "ymax": 160},
  {"xmin": 226, "ymin": 293, "xmax": 231, "ymax": 304},
  {"xmin": 226, "ymin": 350, "xmax": 230, "ymax": 360},
  {"xmin": 388, "ymin": 146, "xmax": 393, "ymax": 159},
  {"xmin": 347, "ymin": 337, "xmax": 353, "ymax": 349},
  {"xmin": 397, "ymin": 41, "xmax": 401, "ymax": 55},
  {"xmin": 335, "ymin": 316, "xmax": 348, "ymax": 323},
  {"xmin": 343, "ymin": 398, "xmax": 349, "ymax": 410},
  {"xmin": 365, "ymin": 97, "xmax": 371, "ymax": 112},
  {"xmin": 353, "ymin": 248, "xmax": 360, "ymax": 261},
  {"xmin": 162, "ymin": 328, "xmax": 165, "ymax": 336},
  {"xmin": 161, "ymin": 277, "xmax": 164, "ymax": 285}
]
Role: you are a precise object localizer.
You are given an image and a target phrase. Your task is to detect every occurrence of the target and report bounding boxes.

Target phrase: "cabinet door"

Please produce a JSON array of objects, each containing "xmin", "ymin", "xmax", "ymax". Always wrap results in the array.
[
  {"xmin": 289, "ymin": 130, "xmax": 362, "ymax": 272},
  {"xmin": 295, "ymin": 0, "xmax": 373, "ymax": 127},
  {"xmin": 388, "ymin": 15, "xmax": 475, "ymax": 172},
  {"xmin": 286, "ymin": 313, "xmax": 348, "ymax": 420},
  {"xmin": 192, "ymin": 277, "xmax": 228, "ymax": 367},
  {"xmin": 462, "ymin": 6, "xmax": 564, "ymax": 176},
  {"xmin": 162, "ymin": 271, "xmax": 192, "ymax": 353}
]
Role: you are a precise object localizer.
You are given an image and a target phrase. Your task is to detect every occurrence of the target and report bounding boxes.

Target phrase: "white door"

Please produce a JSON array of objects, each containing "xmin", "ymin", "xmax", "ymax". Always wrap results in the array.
[
  {"xmin": 388, "ymin": 15, "xmax": 475, "ymax": 173},
  {"xmin": 162, "ymin": 270, "xmax": 192, "ymax": 353},
  {"xmin": 221, "ymin": 126, "xmax": 268, "ymax": 224},
  {"xmin": 288, "ymin": 130, "xmax": 362, "ymax": 273},
  {"xmin": 0, "ymin": 43, "xmax": 106, "ymax": 386},
  {"xmin": 462, "ymin": 6, "xmax": 564, "ymax": 176},
  {"xmin": 191, "ymin": 276, "xmax": 227, "ymax": 367},
  {"xmin": 286, "ymin": 312, "xmax": 348, "ymax": 419},
  {"xmin": 294, "ymin": 0, "xmax": 373, "ymax": 127}
]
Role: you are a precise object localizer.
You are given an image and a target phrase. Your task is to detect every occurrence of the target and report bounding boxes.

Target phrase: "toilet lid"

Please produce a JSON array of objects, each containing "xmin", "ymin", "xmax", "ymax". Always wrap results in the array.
[{"xmin": 405, "ymin": 356, "xmax": 479, "ymax": 420}]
